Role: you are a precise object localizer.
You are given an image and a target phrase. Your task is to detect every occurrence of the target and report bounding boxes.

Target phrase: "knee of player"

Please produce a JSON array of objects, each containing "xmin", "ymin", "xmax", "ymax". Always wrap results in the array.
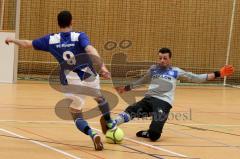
[
  {"xmin": 149, "ymin": 130, "xmax": 161, "ymax": 141},
  {"xmin": 95, "ymin": 96, "xmax": 106, "ymax": 104},
  {"xmin": 69, "ymin": 108, "xmax": 83, "ymax": 121}
]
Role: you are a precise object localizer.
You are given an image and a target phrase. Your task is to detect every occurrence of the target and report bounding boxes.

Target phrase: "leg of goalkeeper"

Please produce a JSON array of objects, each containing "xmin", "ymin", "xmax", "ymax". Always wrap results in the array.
[
  {"xmin": 100, "ymin": 97, "xmax": 152, "ymax": 134},
  {"xmin": 136, "ymin": 110, "xmax": 169, "ymax": 141},
  {"xmin": 136, "ymin": 98, "xmax": 172, "ymax": 141},
  {"xmin": 148, "ymin": 112, "xmax": 169, "ymax": 141}
]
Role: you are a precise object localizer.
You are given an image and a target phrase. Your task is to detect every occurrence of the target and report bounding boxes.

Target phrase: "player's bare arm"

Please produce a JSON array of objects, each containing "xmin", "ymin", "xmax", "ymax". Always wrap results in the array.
[
  {"xmin": 5, "ymin": 37, "xmax": 33, "ymax": 48},
  {"xmin": 85, "ymin": 45, "xmax": 111, "ymax": 79}
]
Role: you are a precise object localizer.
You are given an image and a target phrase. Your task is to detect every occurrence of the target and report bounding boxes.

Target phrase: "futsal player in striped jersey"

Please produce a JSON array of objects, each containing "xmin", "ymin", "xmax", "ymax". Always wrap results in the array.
[
  {"xmin": 101, "ymin": 48, "xmax": 234, "ymax": 141},
  {"xmin": 5, "ymin": 10, "xmax": 116, "ymax": 150}
]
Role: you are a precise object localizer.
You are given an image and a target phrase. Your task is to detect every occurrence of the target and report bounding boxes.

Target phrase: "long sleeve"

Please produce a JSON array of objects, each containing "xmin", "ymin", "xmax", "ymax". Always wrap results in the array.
[
  {"xmin": 129, "ymin": 69, "xmax": 152, "ymax": 89},
  {"xmin": 177, "ymin": 68, "xmax": 208, "ymax": 83}
]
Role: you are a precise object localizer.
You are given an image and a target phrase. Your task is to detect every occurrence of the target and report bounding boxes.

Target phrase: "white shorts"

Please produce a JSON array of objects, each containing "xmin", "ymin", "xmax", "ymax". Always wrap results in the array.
[{"xmin": 65, "ymin": 71, "xmax": 101, "ymax": 110}]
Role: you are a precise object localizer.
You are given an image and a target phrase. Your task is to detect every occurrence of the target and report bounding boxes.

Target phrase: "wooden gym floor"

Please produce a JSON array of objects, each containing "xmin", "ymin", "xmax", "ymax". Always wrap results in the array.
[{"xmin": 0, "ymin": 81, "xmax": 239, "ymax": 159}]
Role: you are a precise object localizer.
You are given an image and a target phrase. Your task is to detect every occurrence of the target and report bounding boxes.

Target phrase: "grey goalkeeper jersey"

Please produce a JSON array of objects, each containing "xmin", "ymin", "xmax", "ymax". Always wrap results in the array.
[{"xmin": 129, "ymin": 65, "xmax": 208, "ymax": 105}]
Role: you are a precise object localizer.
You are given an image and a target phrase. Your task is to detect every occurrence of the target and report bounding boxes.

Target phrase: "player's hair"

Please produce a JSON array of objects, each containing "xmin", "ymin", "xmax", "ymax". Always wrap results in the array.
[
  {"xmin": 159, "ymin": 47, "xmax": 172, "ymax": 58},
  {"xmin": 57, "ymin": 10, "xmax": 72, "ymax": 28}
]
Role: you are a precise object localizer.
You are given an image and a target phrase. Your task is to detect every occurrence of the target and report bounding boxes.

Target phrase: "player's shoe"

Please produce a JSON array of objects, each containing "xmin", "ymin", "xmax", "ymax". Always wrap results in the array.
[
  {"xmin": 100, "ymin": 116, "xmax": 117, "ymax": 134},
  {"xmin": 91, "ymin": 132, "xmax": 103, "ymax": 151},
  {"xmin": 136, "ymin": 130, "xmax": 149, "ymax": 138}
]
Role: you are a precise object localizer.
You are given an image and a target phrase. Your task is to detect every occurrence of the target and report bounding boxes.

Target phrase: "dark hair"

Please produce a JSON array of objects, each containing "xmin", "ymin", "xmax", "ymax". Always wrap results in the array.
[
  {"xmin": 159, "ymin": 47, "xmax": 172, "ymax": 58},
  {"xmin": 57, "ymin": 10, "xmax": 72, "ymax": 28}
]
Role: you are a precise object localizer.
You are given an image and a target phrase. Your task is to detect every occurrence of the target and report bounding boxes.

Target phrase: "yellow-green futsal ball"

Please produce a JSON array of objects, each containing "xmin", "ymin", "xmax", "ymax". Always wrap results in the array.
[{"xmin": 105, "ymin": 127, "xmax": 124, "ymax": 144}]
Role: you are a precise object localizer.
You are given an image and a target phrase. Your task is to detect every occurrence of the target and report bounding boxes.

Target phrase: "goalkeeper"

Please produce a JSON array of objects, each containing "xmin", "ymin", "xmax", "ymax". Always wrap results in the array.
[{"xmin": 101, "ymin": 47, "xmax": 234, "ymax": 141}]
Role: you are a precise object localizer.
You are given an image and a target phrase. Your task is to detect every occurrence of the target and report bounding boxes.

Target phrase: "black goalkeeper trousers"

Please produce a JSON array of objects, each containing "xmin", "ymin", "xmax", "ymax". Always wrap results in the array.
[{"xmin": 125, "ymin": 96, "xmax": 172, "ymax": 134}]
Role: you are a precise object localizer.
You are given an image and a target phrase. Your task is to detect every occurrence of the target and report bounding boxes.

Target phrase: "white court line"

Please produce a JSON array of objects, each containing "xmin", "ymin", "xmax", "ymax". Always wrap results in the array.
[
  {"xmin": 1, "ymin": 120, "xmax": 240, "ymax": 127},
  {"xmin": 0, "ymin": 125, "xmax": 188, "ymax": 158},
  {"xmin": 92, "ymin": 128, "xmax": 188, "ymax": 158},
  {"xmin": 0, "ymin": 128, "xmax": 81, "ymax": 159},
  {"xmin": 0, "ymin": 120, "xmax": 149, "ymax": 125},
  {"xmin": 0, "ymin": 120, "xmax": 73, "ymax": 124}
]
